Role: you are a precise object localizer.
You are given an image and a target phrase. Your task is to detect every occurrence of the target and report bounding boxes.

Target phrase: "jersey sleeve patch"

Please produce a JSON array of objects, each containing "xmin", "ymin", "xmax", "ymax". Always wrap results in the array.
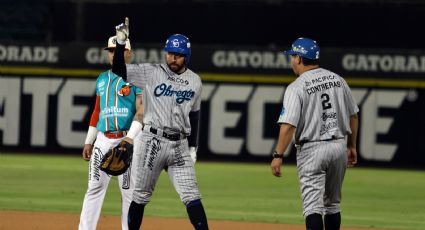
[{"xmin": 118, "ymin": 84, "xmax": 131, "ymax": 97}]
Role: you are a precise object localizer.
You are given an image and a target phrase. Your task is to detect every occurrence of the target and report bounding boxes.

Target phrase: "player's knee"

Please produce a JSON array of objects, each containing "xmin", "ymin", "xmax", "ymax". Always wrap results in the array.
[
  {"xmin": 132, "ymin": 191, "xmax": 152, "ymax": 205},
  {"xmin": 324, "ymin": 200, "xmax": 340, "ymax": 212},
  {"xmin": 179, "ymin": 189, "xmax": 202, "ymax": 205},
  {"xmin": 324, "ymin": 205, "xmax": 341, "ymax": 216},
  {"xmin": 86, "ymin": 182, "xmax": 107, "ymax": 194},
  {"xmin": 120, "ymin": 188, "xmax": 133, "ymax": 202},
  {"xmin": 182, "ymin": 195, "xmax": 202, "ymax": 206}
]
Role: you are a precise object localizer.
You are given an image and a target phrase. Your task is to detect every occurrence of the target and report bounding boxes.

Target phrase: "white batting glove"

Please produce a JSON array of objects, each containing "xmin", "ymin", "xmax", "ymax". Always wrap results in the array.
[
  {"xmin": 115, "ymin": 17, "xmax": 129, "ymax": 44},
  {"xmin": 189, "ymin": 146, "xmax": 197, "ymax": 163}
]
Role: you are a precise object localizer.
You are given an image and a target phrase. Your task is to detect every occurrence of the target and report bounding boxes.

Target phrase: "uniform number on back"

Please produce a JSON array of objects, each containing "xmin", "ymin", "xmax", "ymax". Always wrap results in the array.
[{"xmin": 321, "ymin": 93, "xmax": 332, "ymax": 110}]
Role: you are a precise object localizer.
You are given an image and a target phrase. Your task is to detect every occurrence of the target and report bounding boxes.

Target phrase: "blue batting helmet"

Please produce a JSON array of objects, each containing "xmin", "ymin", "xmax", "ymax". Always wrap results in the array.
[
  {"xmin": 164, "ymin": 34, "xmax": 191, "ymax": 64},
  {"xmin": 284, "ymin": 37, "xmax": 320, "ymax": 60}
]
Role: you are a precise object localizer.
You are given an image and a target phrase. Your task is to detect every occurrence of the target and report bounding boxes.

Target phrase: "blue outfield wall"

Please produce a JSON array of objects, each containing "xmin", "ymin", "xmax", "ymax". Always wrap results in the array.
[{"xmin": 0, "ymin": 42, "xmax": 424, "ymax": 168}]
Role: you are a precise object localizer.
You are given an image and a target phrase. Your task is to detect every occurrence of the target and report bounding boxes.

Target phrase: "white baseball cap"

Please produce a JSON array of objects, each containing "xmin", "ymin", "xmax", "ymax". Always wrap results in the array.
[{"xmin": 104, "ymin": 36, "xmax": 131, "ymax": 51}]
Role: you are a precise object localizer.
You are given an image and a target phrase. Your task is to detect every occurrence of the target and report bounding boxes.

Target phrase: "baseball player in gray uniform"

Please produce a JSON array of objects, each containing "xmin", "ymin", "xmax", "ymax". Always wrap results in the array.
[
  {"xmin": 111, "ymin": 18, "xmax": 209, "ymax": 230},
  {"xmin": 271, "ymin": 38, "xmax": 359, "ymax": 230}
]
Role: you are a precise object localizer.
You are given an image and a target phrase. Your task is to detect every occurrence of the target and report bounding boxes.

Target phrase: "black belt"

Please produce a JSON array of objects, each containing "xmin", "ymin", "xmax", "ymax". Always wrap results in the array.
[
  {"xmin": 149, "ymin": 127, "xmax": 182, "ymax": 141},
  {"xmin": 296, "ymin": 136, "xmax": 344, "ymax": 146}
]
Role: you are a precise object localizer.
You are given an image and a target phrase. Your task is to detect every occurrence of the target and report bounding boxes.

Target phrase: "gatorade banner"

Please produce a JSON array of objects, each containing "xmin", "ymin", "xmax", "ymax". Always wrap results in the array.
[{"xmin": 1, "ymin": 42, "xmax": 425, "ymax": 79}]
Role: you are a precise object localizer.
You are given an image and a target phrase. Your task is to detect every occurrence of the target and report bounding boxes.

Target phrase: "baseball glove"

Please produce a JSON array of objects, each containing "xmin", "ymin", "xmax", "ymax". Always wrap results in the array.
[{"xmin": 99, "ymin": 140, "xmax": 133, "ymax": 176}]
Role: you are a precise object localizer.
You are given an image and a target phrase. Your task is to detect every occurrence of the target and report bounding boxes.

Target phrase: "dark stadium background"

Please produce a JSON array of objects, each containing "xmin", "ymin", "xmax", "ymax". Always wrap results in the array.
[{"xmin": 1, "ymin": 0, "xmax": 424, "ymax": 49}]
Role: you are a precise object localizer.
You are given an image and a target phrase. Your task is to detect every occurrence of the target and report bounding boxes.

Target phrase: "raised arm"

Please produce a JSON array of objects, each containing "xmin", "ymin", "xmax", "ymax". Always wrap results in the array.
[
  {"xmin": 112, "ymin": 43, "xmax": 127, "ymax": 80},
  {"xmin": 112, "ymin": 17, "xmax": 129, "ymax": 81}
]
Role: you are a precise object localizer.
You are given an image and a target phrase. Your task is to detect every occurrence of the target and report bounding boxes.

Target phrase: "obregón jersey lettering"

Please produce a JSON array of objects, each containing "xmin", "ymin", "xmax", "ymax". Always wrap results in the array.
[
  {"xmin": 125, "ymin": 63, "xmax": 202, "ymax": 135},
  {"xmin": 153, "ymin": 83, "xmax": 195, "ymax": 104}
]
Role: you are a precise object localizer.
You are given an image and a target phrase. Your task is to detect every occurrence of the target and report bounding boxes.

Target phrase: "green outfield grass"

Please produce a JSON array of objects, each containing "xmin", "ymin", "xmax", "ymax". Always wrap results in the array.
[{"xmin": 0, "ymin": 153, "xmax": 424, "ymax": 229}]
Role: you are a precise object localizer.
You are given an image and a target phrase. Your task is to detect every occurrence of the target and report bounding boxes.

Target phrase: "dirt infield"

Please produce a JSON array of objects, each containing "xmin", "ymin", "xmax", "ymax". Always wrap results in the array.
[{"xmin": 0, "ymin": 211, "xmax": 380, "ymax": 230}]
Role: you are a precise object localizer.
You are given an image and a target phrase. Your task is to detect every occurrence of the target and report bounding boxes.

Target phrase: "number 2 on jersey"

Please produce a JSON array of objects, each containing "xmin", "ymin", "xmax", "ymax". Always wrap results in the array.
[{"xmin": 321, "ymin": 93, "xmax": 332, "ymax": 110}]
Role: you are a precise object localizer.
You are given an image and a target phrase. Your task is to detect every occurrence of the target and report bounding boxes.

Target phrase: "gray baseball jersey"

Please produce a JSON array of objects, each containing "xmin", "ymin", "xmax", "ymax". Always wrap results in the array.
[
  {"xmin": 126, "ymin": 63, "xmax": 202, "ymax": 135},
  {"xmin": 277, "ymin": 68, "xmax": 359, "ymax": 142},
  {"xmin": 125, "ymin": 63, "xmax": 203, "ymax": 206},
  {"xmin": 277, "ymin": 67, "xmax": 359, "ymax": 217}
]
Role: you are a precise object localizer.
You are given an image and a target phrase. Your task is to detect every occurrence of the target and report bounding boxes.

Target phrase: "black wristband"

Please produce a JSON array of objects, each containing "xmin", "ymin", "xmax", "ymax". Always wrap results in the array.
[{"xmin": 273, "ymin": 151, "xmax": 284, "ymax": 159}]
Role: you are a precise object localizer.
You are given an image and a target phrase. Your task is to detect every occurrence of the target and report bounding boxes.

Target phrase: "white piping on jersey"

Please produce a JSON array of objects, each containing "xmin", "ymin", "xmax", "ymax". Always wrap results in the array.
[
  {"xmin": 113, "ymin": 77, "xmax": 122, "ymax": 130},
  {"xmin": 105, "ymin": 71, "xmax": 112, "ymax": 131}
]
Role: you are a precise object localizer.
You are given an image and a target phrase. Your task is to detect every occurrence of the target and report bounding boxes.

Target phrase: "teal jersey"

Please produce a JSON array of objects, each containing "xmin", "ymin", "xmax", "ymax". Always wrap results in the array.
[{"xmin": 95, "ymin": 70, "xmax": 142, "ymax": 132}]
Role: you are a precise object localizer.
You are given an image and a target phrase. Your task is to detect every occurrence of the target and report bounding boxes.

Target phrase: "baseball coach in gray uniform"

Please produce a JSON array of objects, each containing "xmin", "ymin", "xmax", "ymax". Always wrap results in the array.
[
  {"xmin": 271, "ymin": 37, "xmax": 359, "ymax": 230},
  {"xmin": 112, "ymin": 18, "xmax": 208, "ymax": 230}
]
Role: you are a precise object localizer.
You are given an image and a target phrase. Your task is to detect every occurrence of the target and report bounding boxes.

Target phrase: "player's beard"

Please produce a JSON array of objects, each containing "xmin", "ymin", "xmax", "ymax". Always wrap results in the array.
[{"xmin": 167, "ymin": 62, "xmax": 186, "ymax": 74}]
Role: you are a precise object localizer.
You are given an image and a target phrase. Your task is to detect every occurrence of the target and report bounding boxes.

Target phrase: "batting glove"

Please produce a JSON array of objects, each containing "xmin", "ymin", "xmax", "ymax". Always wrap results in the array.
[
  {"xmin": 115, "ymin": 17, "xmax": 129, "ymax": 44},
  {"xmin": 189, "ymin": 146, "xmax": 197, "ymax": 163}
]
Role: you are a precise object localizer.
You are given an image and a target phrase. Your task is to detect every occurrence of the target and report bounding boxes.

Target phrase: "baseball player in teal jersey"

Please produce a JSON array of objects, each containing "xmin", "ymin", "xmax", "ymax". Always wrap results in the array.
[
  {"xmin": 79, "ymin": 36, "xmax": 144, "ymax": 230},
  {"xmin": 112, "ymin": 18, "xmax": 209, "ymax": 230},
  {"xmin": 271, "ymin": 38, "xmax": 359, "ymax": 230}
]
